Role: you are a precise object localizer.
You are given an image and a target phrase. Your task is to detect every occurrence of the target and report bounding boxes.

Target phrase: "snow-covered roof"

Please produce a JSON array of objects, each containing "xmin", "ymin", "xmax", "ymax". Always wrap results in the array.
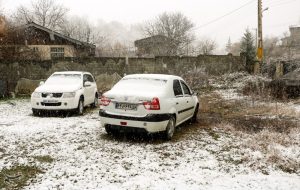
[{"xmin": 25, "ymin": 22, "xmax": 96, "ymax": 49}]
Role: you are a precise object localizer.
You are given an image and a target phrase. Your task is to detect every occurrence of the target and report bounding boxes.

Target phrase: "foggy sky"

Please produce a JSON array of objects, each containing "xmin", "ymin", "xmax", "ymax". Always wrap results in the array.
[{"xmin": 2, "ymin": 0, "xmax": 300, "ymax": 52}]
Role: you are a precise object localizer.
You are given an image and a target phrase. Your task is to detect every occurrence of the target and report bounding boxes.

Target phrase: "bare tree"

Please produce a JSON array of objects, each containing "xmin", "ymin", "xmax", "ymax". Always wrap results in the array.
[
  {"xmin": 229, "ymin": 42, "xmax": 241, "ymax": 56},
  {"xmin": 197, "ymin": 38, "xmax": 217, "ymax": 55},
  {"xmin": 0, "ymin": 0, "xmax": 3, "ymax": 15},
  {"xmin": 12, "ymin": 0, "xmax": 68, "ymax": 30},
  {"xmin": 264, "ymin": 36, "xmax": 281, "ymax": 60},
  {"xmin": 143, "ymin": 12, "xmax": 195, "ymax": 55},
  {"xmin": 60, "ymin": 16, "xmax": 107, "ymax": 46}
]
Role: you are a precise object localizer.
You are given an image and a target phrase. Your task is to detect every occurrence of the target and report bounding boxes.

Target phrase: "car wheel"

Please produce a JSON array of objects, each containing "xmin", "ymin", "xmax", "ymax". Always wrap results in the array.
[
  {"xmin": 32, "ymin": 109, "xmax": 39, "ymax": 117},
  {"xmin": 105, "ymin": 125, "xmax": 112, "ymax": 134},
  {"xmin": 91, "ymin": 95, "xmax": 98, "ymax": 108},
  {"xmin": 77, "ymin": 99, "xmax": 84, "ymax": 115},
  {"xmin": 165, "ymin": 116, "xmax": 175, "ymax": 140},
  {"xmin": 191, "ymin": 104, "xmax": 199, "ymax": 123}
]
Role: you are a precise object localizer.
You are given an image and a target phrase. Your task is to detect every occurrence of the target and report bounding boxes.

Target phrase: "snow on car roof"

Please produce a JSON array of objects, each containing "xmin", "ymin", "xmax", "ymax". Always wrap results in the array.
[
  {"xmin": 52, "ymin": 71, "xmax": 89, "ymax": 75},
  {"xmin": 123, "ymin": 74, "xmax": 182, "ymax": 81}
]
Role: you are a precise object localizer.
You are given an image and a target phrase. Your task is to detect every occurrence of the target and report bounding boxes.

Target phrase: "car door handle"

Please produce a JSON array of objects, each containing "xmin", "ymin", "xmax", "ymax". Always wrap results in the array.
[
  {"xmin": 176, "ymin": 102, "xmax": 179, "ymax": 105},
  {"xmin": 187, "ymin": 101, "xmax": 189, "ymax": 103}
]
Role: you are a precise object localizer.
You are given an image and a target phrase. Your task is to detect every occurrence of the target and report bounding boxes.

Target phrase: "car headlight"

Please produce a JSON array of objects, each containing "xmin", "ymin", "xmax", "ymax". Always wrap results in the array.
[
  {"xmin": 32, "ymin": 92, "xmax": 41, "ymax": 98},
  {"xmin": 63, "ymin": 92, "xmax": 76, "ymax": 98}
]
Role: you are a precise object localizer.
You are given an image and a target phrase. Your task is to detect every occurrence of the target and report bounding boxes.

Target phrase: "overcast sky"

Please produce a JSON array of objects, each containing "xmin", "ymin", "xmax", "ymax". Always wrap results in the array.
[{"xmin": 2, "ymin": 0, "xmax": 300, "ymax": 52}]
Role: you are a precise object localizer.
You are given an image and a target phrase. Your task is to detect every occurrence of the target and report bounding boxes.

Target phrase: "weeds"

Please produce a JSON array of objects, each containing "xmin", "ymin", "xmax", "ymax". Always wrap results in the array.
[
  {"xmin": 33, "ymin": 155, "xmax": 54, "ymax": 163},
  {"xmin": 0, "ymin": 165, "xmax": 43, "ymax": 189}
]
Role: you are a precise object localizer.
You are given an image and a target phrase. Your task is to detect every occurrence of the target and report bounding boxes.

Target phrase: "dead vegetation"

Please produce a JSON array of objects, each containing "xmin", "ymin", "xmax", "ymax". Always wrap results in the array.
[
  {"xmin": 0, "ymin": 165, "xmax": 43, "ymax": 189},
  {"xmin": 197, "ymin": 84, "xmax": 300, "ymax": 174}
]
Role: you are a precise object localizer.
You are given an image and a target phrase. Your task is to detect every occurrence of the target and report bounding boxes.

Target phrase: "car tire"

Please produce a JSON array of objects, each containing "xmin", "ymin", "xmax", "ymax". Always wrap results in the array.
[
  {"xmin": 165, "ymin": 116, "xmax": 175, "ymax": 140},
  {"xmin": 91, "ymin": 94, "xmax": 98, "ymax": 108},
  {"xmin": 191, "ymin": 104, "xmax": 199, "ymax": 123},
  {"xmin": 105, "ymin": 125, "xmax": 112, "ymax": 134},
  {"xmin": 77, "ymin": 99, "xmax": 84, "ymax": 115},
  {"xmin": 32, "ymin": 109, "xmax": 39, "ymax": 117}
]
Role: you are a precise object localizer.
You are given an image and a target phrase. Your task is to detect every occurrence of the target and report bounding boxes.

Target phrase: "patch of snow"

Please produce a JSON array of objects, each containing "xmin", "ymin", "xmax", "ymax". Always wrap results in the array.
[
  {"xmin": 215, "ymin": 89, "xmax": 245, "ymax": 100},
  {"xmin": 0, "ymin": 99, "xmax": 299, "ymax": 190}
]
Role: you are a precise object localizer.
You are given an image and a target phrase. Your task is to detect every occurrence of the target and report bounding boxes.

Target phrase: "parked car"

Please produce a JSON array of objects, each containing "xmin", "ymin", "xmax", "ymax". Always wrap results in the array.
[
  {"xmin": 99, "ymin": 74, "xmax": 199, "ymax": 140},
  {"xmin": 31, "ymin": 71, "xmax": 98, "ymax": 116}
]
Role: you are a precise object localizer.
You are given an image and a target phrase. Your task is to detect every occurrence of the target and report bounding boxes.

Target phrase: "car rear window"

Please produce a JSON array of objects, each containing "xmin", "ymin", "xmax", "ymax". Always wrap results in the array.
[{"xmin": 113, "ymin": 78, "xmax": 167, "ymax": 92}]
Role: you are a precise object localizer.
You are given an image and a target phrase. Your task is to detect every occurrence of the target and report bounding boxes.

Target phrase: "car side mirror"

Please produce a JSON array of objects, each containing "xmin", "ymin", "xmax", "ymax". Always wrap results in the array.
[
  {"xmin": 39, "ymin": 81, "xmax": 45, "ymax": 86},
  {"xmin": 192, "ymin": 91, "xmax": 198, "ymax": 96},
  {"xmin": 84, "ymin": 81, "xmax": 92, "ymax": 87}
]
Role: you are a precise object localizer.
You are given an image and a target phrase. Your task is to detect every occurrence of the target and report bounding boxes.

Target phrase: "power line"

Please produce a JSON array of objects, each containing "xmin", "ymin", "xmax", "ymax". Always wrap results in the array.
[{"xmin": 193, "ymin": 0, "xmax": 257, "ymax": 31}]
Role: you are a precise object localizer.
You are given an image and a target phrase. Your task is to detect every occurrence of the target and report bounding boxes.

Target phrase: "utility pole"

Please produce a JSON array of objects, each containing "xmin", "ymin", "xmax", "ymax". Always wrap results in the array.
[{"xmin": 257, "ymin": 0, "xmax": 263, "ymax": 66}]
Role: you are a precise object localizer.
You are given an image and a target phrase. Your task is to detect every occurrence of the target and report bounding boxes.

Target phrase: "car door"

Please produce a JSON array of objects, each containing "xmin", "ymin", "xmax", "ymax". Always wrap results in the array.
[
  {"xmin": 180, "ymin": 80, "xmax": 195, "ymax": 120},
  {"xmin": 83, "ymin": 74, "xmax": 94, "ymax": 105},
  {"xmin": 173, "ymin": 79, "xmax": 186, "ymax": 124}
]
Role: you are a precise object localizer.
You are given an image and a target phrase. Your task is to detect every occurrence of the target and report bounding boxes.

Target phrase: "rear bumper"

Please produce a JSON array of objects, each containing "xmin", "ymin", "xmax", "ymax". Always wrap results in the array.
[{"xmin": 99, "ymin": 110, "xmax": 171, "ymax": 133}]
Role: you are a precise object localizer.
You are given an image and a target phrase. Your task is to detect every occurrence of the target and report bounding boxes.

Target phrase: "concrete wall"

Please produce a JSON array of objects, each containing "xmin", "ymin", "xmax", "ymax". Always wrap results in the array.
[{"xmin": 0, "ymin": 54, "xmax": 245, "ymax": 95}]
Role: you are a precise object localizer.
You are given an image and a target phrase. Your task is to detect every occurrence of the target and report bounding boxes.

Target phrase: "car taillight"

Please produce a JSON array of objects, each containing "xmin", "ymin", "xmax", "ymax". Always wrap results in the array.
[
  {"xmin": 100, "ymin": 96, "xmax": 111, "ymax": 106},
  {"xmin": 143, "ymin": 97, "xmax": 160, "ymax": 110}
]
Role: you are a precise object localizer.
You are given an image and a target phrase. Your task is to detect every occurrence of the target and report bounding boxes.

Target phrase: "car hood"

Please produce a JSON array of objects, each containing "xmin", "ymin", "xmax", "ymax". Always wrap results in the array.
[{"xmin": 34, "ymin": 84, "xmax": 82, "ymax": 93}]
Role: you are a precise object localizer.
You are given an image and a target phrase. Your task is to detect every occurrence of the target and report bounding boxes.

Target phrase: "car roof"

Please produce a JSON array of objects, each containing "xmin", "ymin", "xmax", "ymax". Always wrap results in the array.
[
  {"xmin": 52, "ymin": 71, "xmax": 91, "ymax": 75},
  {"xmin": 123, "ymin": 74, "xmax": 183, "ymax": 81}
]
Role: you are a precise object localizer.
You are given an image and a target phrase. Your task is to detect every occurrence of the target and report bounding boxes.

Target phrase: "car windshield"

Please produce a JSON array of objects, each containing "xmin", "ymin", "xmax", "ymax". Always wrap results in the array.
[
  {"xmin": 45, "ymin": 74, "xmax": 82, "ymax": 85},
  {"xmin": 113, "ymin": 77, "xmax": 167, "ymax": 92}
]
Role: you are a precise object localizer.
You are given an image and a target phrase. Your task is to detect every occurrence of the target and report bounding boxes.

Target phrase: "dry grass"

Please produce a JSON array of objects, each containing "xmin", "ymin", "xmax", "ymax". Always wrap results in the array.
[
  {"xmin": 198, "ymin": 90, "xmax": 300, "ymax": 174},
  {"xmin": 0, "ymin": 165, "xmax": 43, "ymax": 189},
  {"xmin": 213, "ymin": 122, "xmax": 300, "ymax": 174}
]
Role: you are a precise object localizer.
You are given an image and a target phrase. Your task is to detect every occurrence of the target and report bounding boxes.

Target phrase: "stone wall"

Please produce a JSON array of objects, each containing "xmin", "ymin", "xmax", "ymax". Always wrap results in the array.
[{"xmin": 0, "ymin": 54, "xmax": 245, "ymax": 96}]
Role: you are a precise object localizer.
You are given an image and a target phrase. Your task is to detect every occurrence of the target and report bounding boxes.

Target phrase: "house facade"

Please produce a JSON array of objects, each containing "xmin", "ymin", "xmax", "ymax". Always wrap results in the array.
[
  {"xmin": 134, "ymin": 35, "xmax": 174, "ymax": 57},
  {"xmin": 281, "ymin": 26, "xmax": 300, "ymax": 59},
  {"xmin": 0, "ymin": 22, "xmax": 95, "ymax": 60}
]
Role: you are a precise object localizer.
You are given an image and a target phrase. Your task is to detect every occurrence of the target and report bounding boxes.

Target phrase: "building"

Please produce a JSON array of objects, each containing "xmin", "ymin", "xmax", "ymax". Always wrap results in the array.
[
  {"xmin": 134, "ymin": 35, "xmax": 173, "ymax": 57},
  {"xmin": 281, "ymin": 26, "xmax": 300, "ymax": 59},
  {"xmin": 0, "ymin": 16, "xmax": 5, "ymax": 37},
  {"xmin": 0, "ymin": 22, "xmax": 95, "ymax": 60}
]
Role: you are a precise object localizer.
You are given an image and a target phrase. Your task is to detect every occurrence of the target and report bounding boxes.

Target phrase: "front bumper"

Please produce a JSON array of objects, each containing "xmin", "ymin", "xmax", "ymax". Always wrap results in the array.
[
  {"xmin": 31, "ymin": 97, "xmax": 78, "ymax": 110},
  {"xmin": 99, "ymin": 110, "xmax": 171, "ymax": 133}
]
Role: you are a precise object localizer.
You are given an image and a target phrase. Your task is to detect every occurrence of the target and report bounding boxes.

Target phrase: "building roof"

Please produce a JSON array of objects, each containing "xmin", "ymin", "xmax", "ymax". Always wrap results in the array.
[
  {"xmin": 25, "ymin": 22, "xmax": 95, "ymax": 49},
  {"xmin": 134, "ymin": 35, "xmax": 170, "ymax": 46}
]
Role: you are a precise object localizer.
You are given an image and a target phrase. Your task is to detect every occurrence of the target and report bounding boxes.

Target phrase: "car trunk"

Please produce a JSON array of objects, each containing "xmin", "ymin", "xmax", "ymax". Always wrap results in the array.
[{"xmin": 103, "ymin": 78, "xmax": 168, "ymax": 117}]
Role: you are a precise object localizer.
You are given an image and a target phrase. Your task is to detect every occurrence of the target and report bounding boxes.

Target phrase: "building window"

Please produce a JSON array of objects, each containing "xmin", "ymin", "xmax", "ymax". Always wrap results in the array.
[
  {"xmin": 50, "ymin": 47, "xmax": 64, "ymax": 58},
  {"xmin": 32, "ymin": 47, "xmax": 39, "ymax": 52}
]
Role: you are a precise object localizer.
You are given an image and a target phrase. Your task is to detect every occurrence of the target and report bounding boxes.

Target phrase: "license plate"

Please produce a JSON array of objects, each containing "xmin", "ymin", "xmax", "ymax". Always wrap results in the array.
[
  {"xmin": 115, "ymin": 103, "xmax": 137, "ymax": 110},
  {"xmin": 43, "ymin": 99, "xmax": 58, "ymax": 103}
]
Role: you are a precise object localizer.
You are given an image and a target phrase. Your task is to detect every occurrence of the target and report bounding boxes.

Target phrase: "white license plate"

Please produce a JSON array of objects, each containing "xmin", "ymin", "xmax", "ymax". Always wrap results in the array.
[
  {"xmin": 115, "ymin": 103, "xmax": 137, "ymax": 110},
  {"xmin": 43, "ymin": 99, "xmax": 58, "ymax": 103}
]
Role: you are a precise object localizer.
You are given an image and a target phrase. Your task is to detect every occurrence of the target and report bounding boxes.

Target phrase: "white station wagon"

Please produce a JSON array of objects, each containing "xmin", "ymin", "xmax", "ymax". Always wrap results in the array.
[
  {"xmin": 31, "ymin": 71, "xmax": 98, "ymax": 115},
  {"xmin": 99, "ymin": 74, "xmax": 199, "ymax": 140}
]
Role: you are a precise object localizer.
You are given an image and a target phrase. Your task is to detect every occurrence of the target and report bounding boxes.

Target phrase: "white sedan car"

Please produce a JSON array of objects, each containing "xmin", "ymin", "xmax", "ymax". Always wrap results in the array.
[
  {"xmin": 31, "ymin": 71, "xmax": 98, "ymax": 116},
  {"xmin": 99, "ymin": 74, "xmax": 199, "ymax": 140}
]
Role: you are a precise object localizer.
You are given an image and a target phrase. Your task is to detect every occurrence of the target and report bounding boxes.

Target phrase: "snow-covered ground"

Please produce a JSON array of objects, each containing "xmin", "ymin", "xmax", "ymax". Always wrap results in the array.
[{"xmin": 0, "ymin": 99, "xmax": 299, "ymax": 190}]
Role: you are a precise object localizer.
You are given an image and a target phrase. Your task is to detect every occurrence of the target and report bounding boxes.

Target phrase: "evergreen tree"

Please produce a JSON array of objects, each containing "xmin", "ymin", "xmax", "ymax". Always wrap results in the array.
[
  {"xmin": 240, "ymin": 28, "xmax": 256, "ymax": 72},
  {"xmin": 225, "ymin": 37, "xmax": 232, "ymax": 53}
]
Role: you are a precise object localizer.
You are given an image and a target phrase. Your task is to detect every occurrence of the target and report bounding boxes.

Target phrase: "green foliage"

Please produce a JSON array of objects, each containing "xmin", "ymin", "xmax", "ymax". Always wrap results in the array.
[{"xmin": 240, "ymin": 28, "xmax": 256, "ymax": 72}]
